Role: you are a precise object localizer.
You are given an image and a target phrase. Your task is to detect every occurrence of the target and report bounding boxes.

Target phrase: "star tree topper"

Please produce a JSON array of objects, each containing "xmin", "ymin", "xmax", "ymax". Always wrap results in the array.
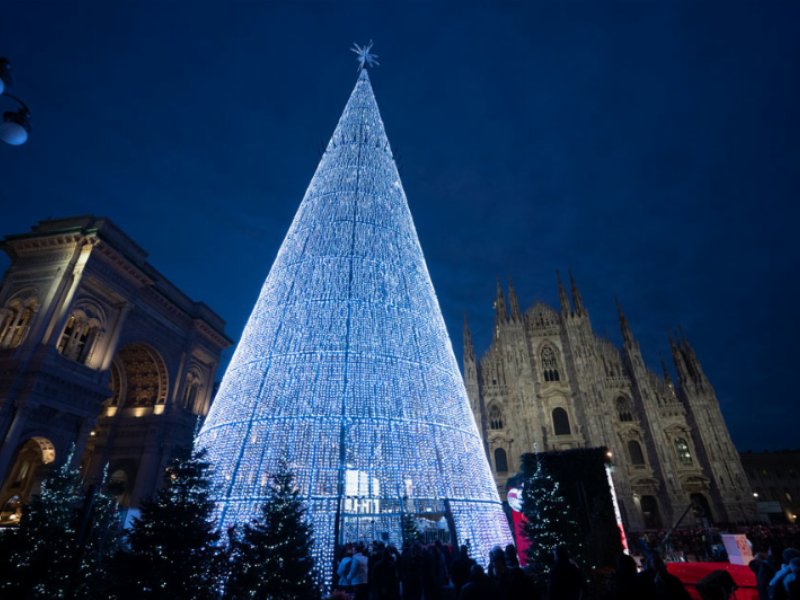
[{"xmin": 351, "ymin": 40, "xmax": 380, "ymax": 70}]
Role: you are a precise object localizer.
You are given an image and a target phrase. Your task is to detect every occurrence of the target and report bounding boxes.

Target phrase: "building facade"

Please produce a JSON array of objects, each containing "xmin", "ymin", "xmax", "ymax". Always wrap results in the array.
[
  {"xmin": 740, "ymin": 450, "xmax": 800, "ymax": 524},
  {"xmin": 0, "ymin": 216, "xmax": 231, "ymax": 523},
  {"xmin": 464, "ymin": 274, "xmax": 758, "ymax": 531}
]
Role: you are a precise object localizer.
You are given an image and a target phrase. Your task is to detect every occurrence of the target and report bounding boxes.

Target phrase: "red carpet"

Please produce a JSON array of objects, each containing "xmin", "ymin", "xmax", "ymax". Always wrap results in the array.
[{"xmin": 666, "ymin": 562, "xmax": 758, "ymax": 600}]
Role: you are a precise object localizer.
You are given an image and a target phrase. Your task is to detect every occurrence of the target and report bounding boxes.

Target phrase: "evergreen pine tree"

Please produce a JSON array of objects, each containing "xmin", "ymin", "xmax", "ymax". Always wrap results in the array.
[
  {"xmin": 400, "ymin": 510, "xmax": 421, "ymax": 546},
  {"xmin": 0, "ymin": 448, "xmax": 83, "ymax": 598},
  {"xmin": 521, "ymin": 457, "xmax": 585, "ymax": 584},
  {"xmin": 114, "ymin": 447, "xmax": 224, "ymax": 599},
  {"xmin": 225, "ymin": 460, "xmax": 317, "ymax": 600},
  {"xmin": 73, "ymin": 468, "xmax": 125, "ymax": 598}
]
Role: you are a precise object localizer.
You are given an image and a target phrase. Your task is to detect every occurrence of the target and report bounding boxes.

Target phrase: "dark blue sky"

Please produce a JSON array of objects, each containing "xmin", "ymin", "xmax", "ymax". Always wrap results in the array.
[{"xmin": 2, "ymin": 3, "xmax": 798, "ymax": 451}]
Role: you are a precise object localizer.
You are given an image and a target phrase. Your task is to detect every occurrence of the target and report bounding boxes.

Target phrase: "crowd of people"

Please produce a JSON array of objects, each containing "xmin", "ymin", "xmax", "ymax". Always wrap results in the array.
[
  {"xmin": 333, "ymin": 540, "xmax": 533, "ymax": 599},
  {"xmin": 331, "ymin": 540, "xmax": 703, "ymax": 600},
  {"xmin": 749, "ymin": 546, "xmax": 800, "ymax": 600}
]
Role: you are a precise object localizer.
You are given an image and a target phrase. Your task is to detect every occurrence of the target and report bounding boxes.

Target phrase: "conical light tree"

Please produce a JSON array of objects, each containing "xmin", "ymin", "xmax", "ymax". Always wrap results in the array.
[{"xmin": 196, "ymin": 53, "xmax": 512, "ymax": 587}]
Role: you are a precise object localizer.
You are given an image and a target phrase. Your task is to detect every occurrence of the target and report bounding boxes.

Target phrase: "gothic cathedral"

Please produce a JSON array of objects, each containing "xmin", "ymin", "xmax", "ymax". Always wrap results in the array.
[{"xmin": 464, "ymin": 274, "xmax": 758, "ymax": 531}]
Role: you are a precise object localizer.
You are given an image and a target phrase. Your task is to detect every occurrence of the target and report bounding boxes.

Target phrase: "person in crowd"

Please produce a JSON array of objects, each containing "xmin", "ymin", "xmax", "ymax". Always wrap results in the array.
[
  {"xmin": 547, "ymin": 545, "xmax": 587, "ymax": 600},
  {"xmin": 771, "ymin": 548, "xmax": 800, "ymax": 600},
  {"xmin": 757, "ymin": 546, "xmax": 783, "ymax": 600},
  {"xmin": 399, "ymin": 543, "xmax": 424, "ymax": 600},
  {"xmin": 486, "ymin": 546, "xmax": 504, "ymax": 579},
  {"xmin": 336, "ymin": 544, "xmax": 354, "ymax": 591},
  {"xmin": 460, "ymin": 564, "xmax": 494, "ymax": 600},
  {"xmin": 373, "ymin": 547, "xmax": 401, "ymax": 600},
  {"xmin": 348, "ymin": 543, "xmax": 369, "ymax": 600},
  {"xmin": 639, "ymin": 552, "xmax": 692, "ymax": 600},
  {"xmin": 785, "ymin": 557, "xmax": 800, "ymax": 600},
  {"xmin": 490, "ymin": 551, "xmax": 510, "ymax": 595},
  {"xmin": 504, "ymin": 544, "xmax": 520, "ymax": 569},
  {"xmin": 450, "ymin": 545, "xmax": 475, "ymax": 594},
  {"xmin": 609, "ymin": 553, "xmax": 647, "ymax": 600},
  {"xmin": 433, "ymin": 541, "xmax": 450, "ymax": 588}
]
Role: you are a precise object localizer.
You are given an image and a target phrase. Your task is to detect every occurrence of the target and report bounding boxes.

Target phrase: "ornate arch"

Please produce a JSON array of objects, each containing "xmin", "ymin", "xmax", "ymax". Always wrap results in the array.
[{"xmin": 115, "ymin": 343, "xmax": 169, "ymax": 408}]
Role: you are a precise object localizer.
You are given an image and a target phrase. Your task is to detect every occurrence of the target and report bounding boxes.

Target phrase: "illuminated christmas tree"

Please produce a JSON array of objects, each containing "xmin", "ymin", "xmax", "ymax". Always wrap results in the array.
[
  {"xmin": 225, "ymin": 460, "xmax": 317, "ymax": 599},
  {"xmin": 521, "ymin": 458, "xmax": 585, "ymax": 584},
  {"xmin": 114, "ymin": 447, "xmax": 225, "ymax": 599},
  {"xmin": 196, "ymin": 44, "xmax": 512, "ymax": 587}
]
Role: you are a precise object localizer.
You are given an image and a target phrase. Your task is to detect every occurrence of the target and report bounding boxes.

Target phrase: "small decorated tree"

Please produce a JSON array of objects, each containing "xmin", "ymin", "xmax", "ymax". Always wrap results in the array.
[
  {"xmin": 114, "ymin": 447, "xmax": 224, "ymax": 599},
  {"xmin": 73, "ymin": 468, "xmax": 125, "ymax": 598},
  {"xmin": 225, "ymin": 459, "xmax": 317, "ymax": 599},
  {"xmin": 0, "ymin": 448, "xmax": 83, "ymax": 598},
  {"xmin": 400, "ymin": 511, "xmax": 422, "ymax": 546},
  {"xmin": 521, "ymin": 457, "xmax": 585, "ymax": 584}
]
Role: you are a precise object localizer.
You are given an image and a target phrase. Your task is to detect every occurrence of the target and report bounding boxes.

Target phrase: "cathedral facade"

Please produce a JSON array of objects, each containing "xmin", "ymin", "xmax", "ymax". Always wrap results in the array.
[
  {"xmin": 464, "ymin": 274, "xmax": 758, "ymax": 531},
  {"xmin": 0, "ymin": 216, "xmax": 231, "ymax": 522}
]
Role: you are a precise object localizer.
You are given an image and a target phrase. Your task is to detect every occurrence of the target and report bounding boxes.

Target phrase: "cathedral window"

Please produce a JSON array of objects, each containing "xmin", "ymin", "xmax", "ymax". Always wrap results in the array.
[
  {"xmin": 488, "ymin": 405, "xmax": 504, "ymax": 430},
  {"xmin": 541, "ymin": 345, "xmax": 561, "ymax": 382},
  {"xmin": 494, "ymin": 448, "xmax": 509, "ymax": 473},
  {"xmin": 617, "ymin": 397, "xmax": 634, "ymax": 422},
  {"xmin": 674, "ymin": 438, "xmax": 693, "ymax": 465},
  {"xmin": 627, "ymin": 440, "xmax": 645, "ymax": 466},
  {"xmin": 552, "ymin": 407, "xmax": 571, "ymax": 436}
]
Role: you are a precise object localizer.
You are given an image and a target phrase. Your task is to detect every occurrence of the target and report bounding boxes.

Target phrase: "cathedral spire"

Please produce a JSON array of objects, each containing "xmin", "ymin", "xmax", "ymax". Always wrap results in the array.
[
  {"xmin": 615, "ymin": 297, "xmax": 635, "ymax": 347},
  {"xmin": 494, "ymin": 277, "xmax": 507, "ymax": 324},
  {"xmin": 464, "ymin": 311, "xmax": 475, "ymax": 362},
  {"xmin": 659, "ymin": 354, "xmax": 673, "ymax": 385},
  {"xmin": 508, "ymin": 277, "xmax": 522, "ymax": 322},
  {"xmin": 569, "ymin": 270, "xmax": 586, "ymax": 316},
  {"xmin": 556, "ymin": 270, "xmax": 571, "ymax": 316}
]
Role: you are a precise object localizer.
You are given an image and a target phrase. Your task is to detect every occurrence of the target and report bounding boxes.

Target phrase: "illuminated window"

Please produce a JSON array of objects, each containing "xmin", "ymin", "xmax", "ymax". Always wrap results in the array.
[
  {"xmin": 552, "ymin": 407, "xmax": 571, "ymax": 435},
  {"xmin": 494, "ymin": 448, "xmax": 509, "ymax": 473},
  {"xmin": 628, "ymin": 440, "xmax": 645, "ymax": 466},
  {"xmin": 0, "ymin": 296, "xmax": 38, "ymax": 349},
  {"xmin": 57, "ymin": 307, "xmax": 103, "ymax": 365},
  {"xmin": 489, "ymin": 405, "xmax": 504, "ymax": 430},
  {"xmin": 674, "ymin": 438, "xmax": 693, "ymax": 465}
]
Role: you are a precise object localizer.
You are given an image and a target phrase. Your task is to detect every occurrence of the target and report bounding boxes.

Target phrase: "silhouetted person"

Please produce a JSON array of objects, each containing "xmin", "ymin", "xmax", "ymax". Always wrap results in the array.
[
  {"xmin": 505, "ymin": 544, "xmax": 520, "ymax": 569},
  {"xmin": 757, "ymin": 547, "xmax": 782, "ymax": 600},
  {"xmin": 548, "ymin": 545, "xmax": 586, "ymax": 600},
  {"xmin": 460, "ymin": 564, "xmax": 494, "ymax": 600},
  {"xmin": 609, "ymin": 553, "xmax": 647, "ymax": 600},
  {"xmin": 641, "ymin": 552, "xmax": 691, "ymax": 600},
  {"xmin": 399, "ymin": 543, "xmax": 424, "ymax": 600},
  {"xmin": 451, "ymin": 545, "xmax": 475, "ymax": 593},
  {"xmin": 373, "ymin": 547, "xmax": 400, "ymax": 600}
]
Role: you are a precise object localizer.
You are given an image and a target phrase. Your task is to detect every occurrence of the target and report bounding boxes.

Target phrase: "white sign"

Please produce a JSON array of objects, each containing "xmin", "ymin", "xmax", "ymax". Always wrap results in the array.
[{"xmin": 721, "ymin": 533, "xmax": 753, "ymax": 566}]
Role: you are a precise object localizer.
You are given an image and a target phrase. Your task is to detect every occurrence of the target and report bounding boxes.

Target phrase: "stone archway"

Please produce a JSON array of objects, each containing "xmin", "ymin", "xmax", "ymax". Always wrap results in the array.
[
  {"xmin": 116, "ymin": 343, "xmax": 168, "ymax": 410},
  {"xmin": 0, "ymin": 437, "xmax": 56, "ymax": 524}
]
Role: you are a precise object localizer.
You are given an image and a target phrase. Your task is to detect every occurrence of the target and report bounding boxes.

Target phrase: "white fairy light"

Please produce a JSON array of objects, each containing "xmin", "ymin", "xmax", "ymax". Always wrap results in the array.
[{"xmin": 196, "ymin": 67, "xmax": 512, "ymax": 589}]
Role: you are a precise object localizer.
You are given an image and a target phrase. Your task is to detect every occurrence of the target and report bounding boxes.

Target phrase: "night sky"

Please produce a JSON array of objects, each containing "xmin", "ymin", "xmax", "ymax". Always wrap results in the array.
[{"xmin": 2, "ymin": 3, "xmax": 798, "ymax": 451}]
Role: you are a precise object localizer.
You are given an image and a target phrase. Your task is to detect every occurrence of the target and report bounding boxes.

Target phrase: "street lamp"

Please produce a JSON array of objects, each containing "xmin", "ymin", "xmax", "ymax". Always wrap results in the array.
[{"xmin": 0, "ymin": 57, "xmax": 31, "ymax": 146}]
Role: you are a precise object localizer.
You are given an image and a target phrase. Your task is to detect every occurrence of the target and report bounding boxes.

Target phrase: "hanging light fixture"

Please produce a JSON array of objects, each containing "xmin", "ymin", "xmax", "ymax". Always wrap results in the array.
[{"xmin": 0, "ymin": 57, "xmax": 31, "ymax": 146}]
